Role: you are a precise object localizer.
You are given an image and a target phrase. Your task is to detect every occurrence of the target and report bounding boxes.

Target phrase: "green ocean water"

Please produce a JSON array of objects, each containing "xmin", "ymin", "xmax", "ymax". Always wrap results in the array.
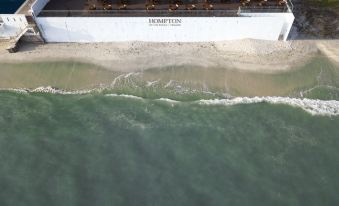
[
  {"xmin": 0, "ymin": 92, "xmax": 338, "ymax": 206},
  {"xmin": 1, "ymin": 0, "xmax": 339, "ymax": 204}
]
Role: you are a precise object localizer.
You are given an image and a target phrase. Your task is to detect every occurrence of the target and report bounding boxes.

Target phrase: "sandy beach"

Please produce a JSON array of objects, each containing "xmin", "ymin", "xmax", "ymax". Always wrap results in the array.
[{"xmin": 1, "ymin": 39, "xmax": 337, "ymax": 73}]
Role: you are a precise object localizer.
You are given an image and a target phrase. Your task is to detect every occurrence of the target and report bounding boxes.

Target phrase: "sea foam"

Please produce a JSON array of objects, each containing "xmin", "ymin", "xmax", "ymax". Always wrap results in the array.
[
  {"xmin": 32, "ymin": 86, "xmax": 93, "ymax": 94},
  {"xmin": 198, "ymin": 97, "xmax": 339, "ymax": 116},
  {"xmin": 105, "ymin": 93, "xmax": 144, "ymax": 100},
  {"xmin": 2, "ymin": 87, "xmax": 339, "ymax": 116},
  {"xmin": 0, "ymin": 86, "xmax": 104, "ymax": 95},
  {"xmin": 156, "ymin": 98, "xmax": 180, "ymax": 103}
]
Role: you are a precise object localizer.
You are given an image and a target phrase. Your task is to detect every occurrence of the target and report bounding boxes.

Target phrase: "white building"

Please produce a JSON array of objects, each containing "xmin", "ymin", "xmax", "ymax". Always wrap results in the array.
[
  {"xmin": 0, "ymin": 0, "xmax": 44, "ymax": 43},
  {"xmin": 1, "ymin": 0, "xmax": 295, "ymax": 43}
]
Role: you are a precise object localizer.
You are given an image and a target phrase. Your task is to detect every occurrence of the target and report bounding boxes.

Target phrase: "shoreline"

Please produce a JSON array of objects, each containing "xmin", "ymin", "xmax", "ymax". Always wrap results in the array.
[
  {"xmin": 1, "ymin": 86, "xmax": 339, "ymax": 116},
  {"xmin": 0, "ymin": 39, "xmax": 338, "ymax": 99},
  {"xmin": 2, "ymin": 39, "xmax": 336, "ymax": 73}
]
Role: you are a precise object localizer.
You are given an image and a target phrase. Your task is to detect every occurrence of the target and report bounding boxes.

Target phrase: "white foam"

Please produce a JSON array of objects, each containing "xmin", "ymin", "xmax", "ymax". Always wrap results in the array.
[
  {"xmin": 31, "ymin": 86, "xmax": 93, "ymax": 94},
  {"xmin": 198, "ymin": 97, "xmax": 339, "ymax": 116},
  {"xmin": 124, "ymin": 72, "xmax": 139, "ymax": 78},
  {"xmin": 2, "ymin": 87, "xmax": 339, "ymax": 116},
  {"xmin": 164, "ymin": 80, "xmax": 174, "ymax": 88},
  {"xmin": 157, "ymin": 98, "xmax": 180, "ymax": 103},
  {"xmin": 105, "ymin": 93, "xmax": 144, "ymax": 100},
  {"xmin": 0, "ymin": 88, "xmax": 29, "ymax": 94},
  {"xmin": 1, "ymin": 86, "xmax": 95, "ymax": 95},
  {"xmin": 146, "ymin": 80, "xmax": 159, "ymax": 87},
  {"xmin": 110, "ymin": 72, "xmax": 140, "ymax": 87},
  {"xmin": 111, "ymin": 74, "xmax": 125, "ymax": 87}
]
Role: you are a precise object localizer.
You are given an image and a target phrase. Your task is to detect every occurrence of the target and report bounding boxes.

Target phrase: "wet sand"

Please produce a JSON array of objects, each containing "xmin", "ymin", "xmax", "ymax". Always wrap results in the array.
[
  {"xmin": 0, "ymin": 55, "xmax": 338, "ymax": 99},
  {"xmin": 2, "ymin": 39, "xmax": 337, "ymax": 73},
  {"xmin": 316, "ymin": 40, "xmax": 339, "ymax": 65},
  {"xmin": 0, "ymin": 39, "xmax": 338, "ymax": 98}
]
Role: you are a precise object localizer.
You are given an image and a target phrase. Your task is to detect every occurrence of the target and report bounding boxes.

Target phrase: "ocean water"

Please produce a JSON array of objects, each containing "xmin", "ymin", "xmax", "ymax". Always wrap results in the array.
[
  {"xmin": 0, "ymin": 92, "xmax": 338, "ymax": 206},
  {"xmin": 1, "ymin": 1, "xmax": 339, "ymax": 205}
]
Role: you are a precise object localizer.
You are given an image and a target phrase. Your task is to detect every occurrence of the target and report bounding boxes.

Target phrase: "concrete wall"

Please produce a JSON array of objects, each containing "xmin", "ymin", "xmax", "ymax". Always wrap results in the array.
[
  {"xmin": 36, "ymin": 14, "xmax": 294, "ymax": 42},
  {"xmin": 239, "ymin": 12, "xmax": 295, "ymax": 41},
  {"xmin": 31, "ymin": 0, "xmax": 49, "ymax": 17},
  {"xmin": 0, "ymin": 14, "xmax": 28, "ymax": 39}
]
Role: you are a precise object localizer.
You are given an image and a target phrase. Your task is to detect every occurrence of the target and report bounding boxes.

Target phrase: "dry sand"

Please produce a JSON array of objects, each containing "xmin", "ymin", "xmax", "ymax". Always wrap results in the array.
[{"xmin": 0, "ymin": 39, "xmax": 338, "ymax": 73}]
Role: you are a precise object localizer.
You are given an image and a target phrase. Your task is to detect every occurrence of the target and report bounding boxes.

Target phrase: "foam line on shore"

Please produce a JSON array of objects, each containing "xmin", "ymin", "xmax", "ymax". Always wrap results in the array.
[
  {"xmin": 0, "ymin": 86, "xmax": 98, "ymax": 95},
  {"xmin": 1, "ymin": 87, "xmax": 339, "ymax": 116},
  {"xmin": 198, "ymin": 97, "xmax": 339, "ymax": 116},
  {"xmin": 105, "ymin": 94, "xmax": 143, "ymax": 100},
  {"xmin": 156, "ymin": 98, "xmax": 180, "ymax": 103}
]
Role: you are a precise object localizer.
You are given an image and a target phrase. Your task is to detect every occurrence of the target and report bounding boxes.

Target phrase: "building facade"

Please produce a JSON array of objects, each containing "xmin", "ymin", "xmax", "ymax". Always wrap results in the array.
[{"xmin": 1, "ymin": 0, "xmax": 295, "ymax": 43}]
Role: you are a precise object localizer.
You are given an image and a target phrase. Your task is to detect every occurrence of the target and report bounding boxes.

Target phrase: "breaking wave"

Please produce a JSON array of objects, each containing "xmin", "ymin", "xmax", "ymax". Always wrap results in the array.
[
  {"xmin": 105, "ymin": 93, "xmax": 144, "ymax": 100},
  {"xmin": 198, "ymin": 97, "xmax": 339, "ymax": 116},
  {"xmin": 156, "ymin": 98, "xmax": 180, "ymax": 103},
  {"xmin": 1, "ymin": 86, "xmax": 339, "ymax": 116},
  {"xmin": 0, "ymin": 86, "xmax": 95, "ymax": 95}
]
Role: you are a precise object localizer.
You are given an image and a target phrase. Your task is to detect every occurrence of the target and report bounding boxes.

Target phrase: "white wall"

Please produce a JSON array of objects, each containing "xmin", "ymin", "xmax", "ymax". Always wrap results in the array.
[
  {"xmin": 240, "ymin": 12, "xmax": 295, "ymax": 40},
  {"xmin": 31, "ymin": 0, "xmax": 50, "ymax": 17},
  {"xmin": 36, "ymin": 14, "xmax": 293, "ymax": 42},
  {"xmin": 0, "ymin": 14, "xmax": 28, "ymax": 38}
]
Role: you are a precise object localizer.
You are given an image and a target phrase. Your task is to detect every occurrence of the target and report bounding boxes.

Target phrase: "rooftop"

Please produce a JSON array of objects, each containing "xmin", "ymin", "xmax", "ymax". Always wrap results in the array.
[{"xmin": 39, "ymin": 0, "xmax": 290, "ymax": 17}]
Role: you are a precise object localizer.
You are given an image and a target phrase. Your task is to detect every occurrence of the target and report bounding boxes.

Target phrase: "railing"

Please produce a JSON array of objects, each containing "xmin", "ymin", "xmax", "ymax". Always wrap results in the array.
[
  {"xmin": 31, "ymin": 0, "xmax": 50, "ymax": 17},
  {"xmin": 38, "ymin": 9, "xmax": 240, "ymax": 17},
  {"xmin": 239, "ymin": 5, "xmax": 290, "ymax": 13},
  {"xmin": 287, "ymin": 0, "xmax": 294, "ymax": 12},
  {"xmin": 38, "ymin": 6, "xmax": 290, "ymax": 17}
]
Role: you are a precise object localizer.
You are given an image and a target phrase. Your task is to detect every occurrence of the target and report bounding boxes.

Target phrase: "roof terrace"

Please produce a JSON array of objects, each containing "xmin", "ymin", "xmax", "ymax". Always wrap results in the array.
[{"xmin": 39, "ymin": 0, "xmax": 291, "ymax": 17}]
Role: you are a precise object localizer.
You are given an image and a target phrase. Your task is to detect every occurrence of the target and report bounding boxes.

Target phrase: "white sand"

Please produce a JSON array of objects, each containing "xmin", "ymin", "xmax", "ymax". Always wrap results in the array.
[{"xmin": 0, "ymin": 39, "xmax": 337, "ymax": 72}]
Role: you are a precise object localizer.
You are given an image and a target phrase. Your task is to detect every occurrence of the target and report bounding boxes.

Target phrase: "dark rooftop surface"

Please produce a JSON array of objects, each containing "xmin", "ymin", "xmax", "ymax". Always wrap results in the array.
[{"xmin": 39, "ymin": 0, "xmax": 289, "ymax": 17}]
